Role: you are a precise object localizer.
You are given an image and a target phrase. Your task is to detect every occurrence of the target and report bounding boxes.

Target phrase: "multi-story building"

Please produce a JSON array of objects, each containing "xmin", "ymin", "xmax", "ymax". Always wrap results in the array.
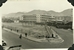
[
  {"xmin": 19, "ymin": 14, "xmax": 72, "ymax": 24},
  {"xmin": 52, "ymin": 16, "xmax": 72, "ymax": 23},
  {"xmin": 3, "ymin": 13, "xmax": 72, "ymax": 24},
  {"xmin": 19, "ymin": 15, "xmax": 37, "ymax": 23},
  {"xmin": 19, "ymin": 14, "xmax": 53, "ymax": 23}
]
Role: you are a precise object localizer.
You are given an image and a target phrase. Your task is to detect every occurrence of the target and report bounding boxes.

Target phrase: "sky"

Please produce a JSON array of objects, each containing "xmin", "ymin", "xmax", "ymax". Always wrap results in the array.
[{"xmin": 0, "ymin": 0, "xmax": 73, "ymax": 14}]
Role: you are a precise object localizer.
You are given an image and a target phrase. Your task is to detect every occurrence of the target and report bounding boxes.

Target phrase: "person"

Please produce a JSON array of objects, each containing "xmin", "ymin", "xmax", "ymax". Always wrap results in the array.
[
  {"xmin": 19, "ymin": 34, "xmax": 22, "ymax": 39},
  {"xmin": 25, "ymin": 33, "xmax": 27, "ymax": 37},
  {"xmin": 17, "ymin": 30, "xmax": 19, "ymax": 32}
]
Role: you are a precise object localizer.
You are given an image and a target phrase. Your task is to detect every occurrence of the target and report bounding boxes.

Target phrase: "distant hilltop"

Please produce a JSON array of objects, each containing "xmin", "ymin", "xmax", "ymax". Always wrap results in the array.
[{"xmin": 3, "ymin": 8, "xmax": 73, "ymax": 18}]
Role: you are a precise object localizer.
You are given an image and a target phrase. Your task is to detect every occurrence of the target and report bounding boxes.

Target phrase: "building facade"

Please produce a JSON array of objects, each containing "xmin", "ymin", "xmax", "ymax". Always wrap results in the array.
[
  {"xmin": 19, "ymin": 14, "xmax": 72, "ymax": 24},
  {"xmin": 19, "ymin": 14, "xmax": 52, "ymax": 23},
  {"xmin": 52, "ymin": 16, "xmax": 72, "ymax": 23},
  {"xmin": 19, "ymin": 15, "xmax": 37, "ymax": 23}
]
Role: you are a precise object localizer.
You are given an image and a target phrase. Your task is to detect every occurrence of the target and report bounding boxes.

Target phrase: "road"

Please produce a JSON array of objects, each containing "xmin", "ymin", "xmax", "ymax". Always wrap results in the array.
[
  {"xmin": 51, "ymin": 27, "xmax": 73, "ymax": 47},
  {"xmin": 2, "ymin": 27, "xmax": 73, "ymax": 49}
]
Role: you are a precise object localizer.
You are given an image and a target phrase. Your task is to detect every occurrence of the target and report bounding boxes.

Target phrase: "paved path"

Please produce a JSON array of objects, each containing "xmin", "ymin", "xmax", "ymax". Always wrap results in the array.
[
  {"xmin": 2, "ymin": 27, "xmax": 73, "ymax": 49},
  {"xmin": 51, "ymin": 27, "xmax": 73, "ymax": 48},
  {"xmin": 3, "ymin": 27, "xmax": 64, "ymax": 43},
  {"xmin": 3, "ymin": 28, "xmax": 48, "ymax": 42}
]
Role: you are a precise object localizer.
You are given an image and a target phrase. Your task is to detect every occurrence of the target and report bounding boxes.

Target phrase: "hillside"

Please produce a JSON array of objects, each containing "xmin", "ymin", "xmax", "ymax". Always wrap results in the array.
[
  {"xmin": 3, "ymin": 8, "xmax": 73, "ymax": 19},
  {"xmin": 61, "ymin": 9, "xmax": 73, "ymax": 16},
  {"xmin": 26, "ymin": 10, "xmax": 48, "ymax": 15}
]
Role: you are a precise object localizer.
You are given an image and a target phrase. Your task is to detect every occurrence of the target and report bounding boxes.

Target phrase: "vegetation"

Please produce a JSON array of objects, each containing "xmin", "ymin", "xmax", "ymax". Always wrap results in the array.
[
  {"xmin": 47, "ymin": 21, "xmax": 72, "ymax": 30},
  {"xmin": 2, "ymin": 18, "xmax": 14, "ymax": 23}
]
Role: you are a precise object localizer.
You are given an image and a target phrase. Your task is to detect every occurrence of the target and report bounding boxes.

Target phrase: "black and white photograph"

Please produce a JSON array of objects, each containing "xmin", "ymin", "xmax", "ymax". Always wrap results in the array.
[{"xmin": 1, "ymin": 0, "xmax": 73, "ymax": 50}]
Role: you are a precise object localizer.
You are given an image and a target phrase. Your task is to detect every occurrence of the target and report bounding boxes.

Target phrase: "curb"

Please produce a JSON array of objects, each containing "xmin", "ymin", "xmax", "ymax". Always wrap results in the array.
[
  {"xmin": 49, "ymin": 27, "xmax": 64, "ymax": 43},
  {"xmin": 3, "ymin": 28, "xmax": 48, "ymax": 42},
  {"xmin": 3, "ymin": 27, "xmax": 64, "ymax": 43}
]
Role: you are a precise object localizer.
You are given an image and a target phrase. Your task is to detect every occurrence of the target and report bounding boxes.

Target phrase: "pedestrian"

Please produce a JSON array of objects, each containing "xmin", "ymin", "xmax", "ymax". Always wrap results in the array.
[
  {"xmin": 19, "ymin": 34, "xmax": 22, "ymax": 39},
  {"xmin": 25, "ymin": 33, "xmax": 27, "ymax": 37},
  {"xmin": 17, "ymin": 30, "xmax": 19, "ymax": 32}
]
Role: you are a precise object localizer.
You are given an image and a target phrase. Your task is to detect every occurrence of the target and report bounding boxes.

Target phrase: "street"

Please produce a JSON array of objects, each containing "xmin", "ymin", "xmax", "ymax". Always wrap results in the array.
[{"xmin": 2, "ymin": 27, "xmax": 73, "ymax": 49}]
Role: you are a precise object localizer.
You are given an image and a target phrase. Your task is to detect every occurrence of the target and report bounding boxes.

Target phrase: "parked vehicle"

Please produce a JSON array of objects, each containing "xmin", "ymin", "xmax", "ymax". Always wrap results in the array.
[{"xmin": 2, "ymin": 40, "xmax": 7, "ymax": 46}]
